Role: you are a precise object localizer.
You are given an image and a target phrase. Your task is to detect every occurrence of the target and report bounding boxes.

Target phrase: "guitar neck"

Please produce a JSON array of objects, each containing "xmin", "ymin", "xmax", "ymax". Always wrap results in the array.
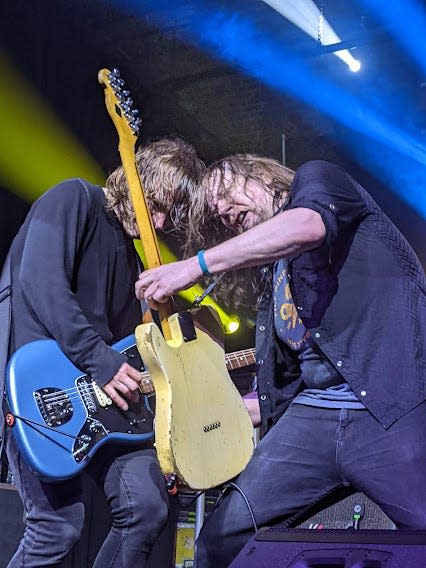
[
  {"xmin": 119, "ymin": 149, "xmax": 162, "ymax": 268},
  {"xmin": 225, "ymin": 348, "xmax": 256, "ymax": 371},
  {"xmin": 98, "ymin": 68, "xmax": 174, "ymax": 337},
  {"xmin": 118, "ymin": 144, "xmax": 175, "ymax": 336},
  {"xmin": 139, "ymin": 347, "xmax": 256, "ymax": 395}
]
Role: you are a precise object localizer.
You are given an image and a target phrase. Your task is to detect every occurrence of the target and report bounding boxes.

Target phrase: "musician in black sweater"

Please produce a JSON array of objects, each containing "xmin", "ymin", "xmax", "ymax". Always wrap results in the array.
[{"xmin": 2, "ymin": 136, "xmax": 205, "ymax": 568}]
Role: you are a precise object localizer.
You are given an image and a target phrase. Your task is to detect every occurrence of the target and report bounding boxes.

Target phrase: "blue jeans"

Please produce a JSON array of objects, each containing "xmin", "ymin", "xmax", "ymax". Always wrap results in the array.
[
  {"xmin": 6, "ymin": 435, "xmax": 169, "ymax": 567},
  {"xmin": 195, "ymin": 401, "xmax": 426, "ymax": 568}
]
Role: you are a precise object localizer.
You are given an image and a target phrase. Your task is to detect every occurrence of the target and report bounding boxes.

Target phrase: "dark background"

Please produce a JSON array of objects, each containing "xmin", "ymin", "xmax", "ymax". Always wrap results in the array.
[{"xmin": 1, "ymin": 0, "xmax": 425, "ymax": 349}]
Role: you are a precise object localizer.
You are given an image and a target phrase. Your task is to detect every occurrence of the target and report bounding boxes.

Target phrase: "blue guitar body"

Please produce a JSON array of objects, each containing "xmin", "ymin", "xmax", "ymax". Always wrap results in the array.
[{"xmin": 5, "ymin": 335, "xmax": 154, "ymax": 482}]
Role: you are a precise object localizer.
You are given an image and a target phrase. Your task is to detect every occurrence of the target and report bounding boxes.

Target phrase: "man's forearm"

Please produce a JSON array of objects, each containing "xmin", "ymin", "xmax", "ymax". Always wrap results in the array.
[{"xmin": 200, "ymin": 207, "xmax": 325, "ymax": 275}]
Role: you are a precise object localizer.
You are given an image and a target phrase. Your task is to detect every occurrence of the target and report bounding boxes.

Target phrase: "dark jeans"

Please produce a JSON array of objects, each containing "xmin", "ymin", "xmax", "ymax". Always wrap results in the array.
[
  {"xmin": 195, "ymin": 401, "xmax": 426, "ymax": 568},
  {"xmin": 6, "ymin": 435, "xmax": 169, "ymax": 567}
]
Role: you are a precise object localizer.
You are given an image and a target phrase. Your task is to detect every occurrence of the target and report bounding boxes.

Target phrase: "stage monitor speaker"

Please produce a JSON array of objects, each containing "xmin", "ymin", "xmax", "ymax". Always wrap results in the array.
[
  {"xmin": 229, "ymin": 527, "xmax": 426, "ymax": 568},
  {"xmin": 293, "ymin": 490, "xmax": 395, "ymax": 530}
]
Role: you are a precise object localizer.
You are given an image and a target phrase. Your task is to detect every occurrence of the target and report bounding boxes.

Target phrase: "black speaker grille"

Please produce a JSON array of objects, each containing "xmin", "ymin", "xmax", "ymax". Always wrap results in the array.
[{"xmin": 294, "ymin": 491, "xmax": 396, "ymax": 530}]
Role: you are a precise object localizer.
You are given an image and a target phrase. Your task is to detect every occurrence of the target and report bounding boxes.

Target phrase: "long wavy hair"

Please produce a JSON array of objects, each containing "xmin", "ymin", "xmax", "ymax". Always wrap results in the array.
[
  {"xmin": 185, "ymin": 154, "xmax": 295, "ymax": 311},
  {"xmin": 104, "ymin": 136, "xmax": 206, "ymax": 237}
]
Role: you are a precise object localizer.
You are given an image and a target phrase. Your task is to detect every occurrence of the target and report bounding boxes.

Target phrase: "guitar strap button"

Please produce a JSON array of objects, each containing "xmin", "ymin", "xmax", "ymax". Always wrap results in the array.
[{"xmin": 5, "ymin": 413, "xmax": 15, "ymax": 427}]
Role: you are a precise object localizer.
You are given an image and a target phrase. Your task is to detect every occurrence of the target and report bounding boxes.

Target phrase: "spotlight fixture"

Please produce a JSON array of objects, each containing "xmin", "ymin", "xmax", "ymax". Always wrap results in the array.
[
  {"xmin": 261, "ymin": 0, "xmax": 362, "ymax": 72},
  {"xmin": 349, "ymin": 59, "xmax": 361, "ymax": 72},
  {"xmin": 225, "ymin": 317, "xmax": 241, "ymax": 335}
]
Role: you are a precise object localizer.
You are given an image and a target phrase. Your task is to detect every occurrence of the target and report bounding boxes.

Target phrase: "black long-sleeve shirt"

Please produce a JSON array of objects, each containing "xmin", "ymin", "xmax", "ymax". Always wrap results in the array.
[{"xmin": 9, "ymin": 178, "xmax": 141, "ymax": 386}]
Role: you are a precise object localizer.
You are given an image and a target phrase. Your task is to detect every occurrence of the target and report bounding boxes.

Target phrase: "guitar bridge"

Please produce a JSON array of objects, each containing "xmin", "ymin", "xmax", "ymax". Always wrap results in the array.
[{"xmin": 34, "ymin": 387, "xmax": 73, "ymax": 427}]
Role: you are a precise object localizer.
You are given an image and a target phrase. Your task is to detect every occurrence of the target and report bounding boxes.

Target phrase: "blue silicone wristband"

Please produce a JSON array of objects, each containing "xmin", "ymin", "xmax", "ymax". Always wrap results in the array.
[{"xmin": 197, "ymin": 250, "xmax": 212, "ymax": 276}]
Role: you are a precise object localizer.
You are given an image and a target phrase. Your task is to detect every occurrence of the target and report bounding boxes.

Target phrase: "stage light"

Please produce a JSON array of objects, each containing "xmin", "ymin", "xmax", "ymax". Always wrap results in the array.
[
  {"xmin": 349, "ymin": 59, "xmax": 361, "ymax": 73},
  {"xmin": 225, "ymin": 317, "xmax": 240, "ymax": 334},
  {"xmin": 111, "ymin": 1, "xmax": 426, "ymax": 219},
  {"xmin": 133, "ymin": 240, "xmax": 240, "ymax": 335},
  {"xmin": 0, "ymin": 51, "xmax": 104, "ymax": 201},
  {"xmin": 261, "ymin": 0, "xmax": 362, "ymax": 72}
]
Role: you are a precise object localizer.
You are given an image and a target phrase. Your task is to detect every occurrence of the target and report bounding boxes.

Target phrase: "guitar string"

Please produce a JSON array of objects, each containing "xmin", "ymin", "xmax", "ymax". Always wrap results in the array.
[
  {"xmin": 20, "ymin": 348, "xmax": 257, "ymax": 437},
  {"xmin": 42, "ymin": 373, "xmax": 254, "ymax": 406},
  {"xmin": 41, "ymin": 349, "xmax": 256, "ymax": 405},
  {"xmin": 41, "ymin": 371, "xmax": 152, "ymax": 400}
]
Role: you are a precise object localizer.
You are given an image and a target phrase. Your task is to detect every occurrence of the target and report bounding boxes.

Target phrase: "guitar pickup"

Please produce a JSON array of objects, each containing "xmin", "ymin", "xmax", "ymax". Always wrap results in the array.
[
  {"xmin": 92, "ymin": 381, "xmax": 112, "ymax": 407},
  {"xmin": 177, "ymin": 311, "xmax": 197, "ymax": 343}
]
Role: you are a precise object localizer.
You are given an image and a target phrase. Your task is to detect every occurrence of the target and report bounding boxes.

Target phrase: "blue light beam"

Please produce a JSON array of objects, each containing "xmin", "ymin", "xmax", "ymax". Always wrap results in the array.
[
  {"xmin": 113, "ymin": 0, "xmax": 426, "ymax": 218},
  {"xmin": 357, "ymin": 0, "xmax": 426, "ymax": 77}
]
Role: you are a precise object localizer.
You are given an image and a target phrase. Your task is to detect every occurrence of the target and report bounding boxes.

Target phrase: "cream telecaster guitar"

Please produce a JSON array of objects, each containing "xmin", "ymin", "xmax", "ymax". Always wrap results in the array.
[{"xmin": 98, "ymin": 68, "xmax": 254, "ymax": 489}]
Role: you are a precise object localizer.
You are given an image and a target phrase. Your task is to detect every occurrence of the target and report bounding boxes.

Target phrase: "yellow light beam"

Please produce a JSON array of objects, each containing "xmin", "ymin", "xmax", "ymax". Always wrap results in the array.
[
  {"xmin": 134, "ymin": 239, "xmax": 240, "ymax": 334},
  {"xmin": 0, "ymin": 52, "xmax": 238, "ymax": 332},
  {"xmin": 0, "ymin": 50, "xmax": 104, "ymax": 201}
]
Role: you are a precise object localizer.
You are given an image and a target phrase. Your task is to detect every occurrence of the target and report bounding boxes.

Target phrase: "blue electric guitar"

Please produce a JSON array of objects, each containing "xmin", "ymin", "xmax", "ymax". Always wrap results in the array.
[
  {"xmin": 5, "ymin": 335, "xmax": 255, "ymax": 482},
  {"xmin": 5, "ymin": 334, "xmax": 154, "ymax": 481}
]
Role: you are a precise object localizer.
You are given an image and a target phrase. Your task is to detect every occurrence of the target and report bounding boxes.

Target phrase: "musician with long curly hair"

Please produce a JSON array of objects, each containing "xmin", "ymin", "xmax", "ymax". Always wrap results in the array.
[{"xmin": 136, "ymin": 154, "xmax": 426, "ymax": 567}]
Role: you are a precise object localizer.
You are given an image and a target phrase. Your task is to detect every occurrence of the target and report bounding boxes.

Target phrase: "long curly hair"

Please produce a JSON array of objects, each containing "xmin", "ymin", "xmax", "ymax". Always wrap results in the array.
[
  {"xmin": 104, "ymin": 136, "xmax": 206, "ymax": 237},
  {"xmin": 185, "ymin": 154, "xmax": 295, "ymax": 311}
]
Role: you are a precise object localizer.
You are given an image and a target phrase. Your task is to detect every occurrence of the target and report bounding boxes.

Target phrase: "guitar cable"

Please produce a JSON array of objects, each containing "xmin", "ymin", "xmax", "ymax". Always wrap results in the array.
[
  {"xmin": 225, "ymin": 481, "xmax": 259, "ymax": 533},
  {"xmin": 176, "ymin": 489, "xmax": 205, "ymax": 508},
  {"xmin": 174, "ymin": 482, "xmax": 258, "ymax": 534},
  {"xmin": 6, "ymin": 413, "xmax": 87, "ymax": 442},
  {"xmin": 193, "ymin": 274, "xmax": 225, "ymax": 306}
]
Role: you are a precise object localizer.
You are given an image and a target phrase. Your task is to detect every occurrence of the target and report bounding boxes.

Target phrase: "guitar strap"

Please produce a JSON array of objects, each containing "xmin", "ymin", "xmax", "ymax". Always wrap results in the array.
[
  {"xmin": 0, "ymin": 252, "xmax": 12, "ymax": 455},
  {"xmin": 135, "ymin": 256, "xmax": 162, "ymax": 328}
]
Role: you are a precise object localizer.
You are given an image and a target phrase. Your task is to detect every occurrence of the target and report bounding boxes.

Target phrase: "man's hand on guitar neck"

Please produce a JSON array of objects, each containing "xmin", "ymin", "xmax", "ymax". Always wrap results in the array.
[
  {"xmin": 103, "ymin": 362, "xmax": 142, "ymax": 411},
  {"xmin": 135, "ymin": 257, "xmax": 202, "ymax": 310}
]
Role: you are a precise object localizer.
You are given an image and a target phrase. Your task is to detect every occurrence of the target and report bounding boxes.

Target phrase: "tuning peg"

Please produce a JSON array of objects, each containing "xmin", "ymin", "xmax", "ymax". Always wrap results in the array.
[
  {"xmin": 110, "ymin": 68, "xmax": 121, "ymax": 79},
  {"xmin": 114, "ymin": 78, "xmax": 125, "ymax": 88},
  {"xmin": 109, "ymin": 71, "xmax": 125, "ymax": 87},
  {"xmin": 131, "ymin": 125, "xmax": 140, "ymax": 136}
]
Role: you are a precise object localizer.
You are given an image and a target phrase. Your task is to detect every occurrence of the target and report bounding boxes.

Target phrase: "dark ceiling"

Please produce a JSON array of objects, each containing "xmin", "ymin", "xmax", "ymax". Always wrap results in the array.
[{"xmin": 1, "ymin": 0, "xmax": 425, "ymax": 347}]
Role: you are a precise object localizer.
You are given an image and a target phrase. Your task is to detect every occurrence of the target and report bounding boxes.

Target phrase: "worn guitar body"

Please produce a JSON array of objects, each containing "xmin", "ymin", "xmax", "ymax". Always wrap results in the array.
[{"xmin": 136, "ymin": 309, "xmax": 254, "ymax": 490}]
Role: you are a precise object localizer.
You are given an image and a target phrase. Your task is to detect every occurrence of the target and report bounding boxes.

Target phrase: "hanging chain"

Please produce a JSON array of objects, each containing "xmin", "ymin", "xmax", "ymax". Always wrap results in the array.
[{"xmin": 317, "ymin": 2, "xmax": 324, "ymax": 45}]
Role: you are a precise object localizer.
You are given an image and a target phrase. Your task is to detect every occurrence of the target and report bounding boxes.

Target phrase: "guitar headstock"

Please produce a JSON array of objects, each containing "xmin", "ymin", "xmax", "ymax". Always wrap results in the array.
[{"xmin": 98, "ymin": 68, "xmax": 142, "ymax": 147}]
